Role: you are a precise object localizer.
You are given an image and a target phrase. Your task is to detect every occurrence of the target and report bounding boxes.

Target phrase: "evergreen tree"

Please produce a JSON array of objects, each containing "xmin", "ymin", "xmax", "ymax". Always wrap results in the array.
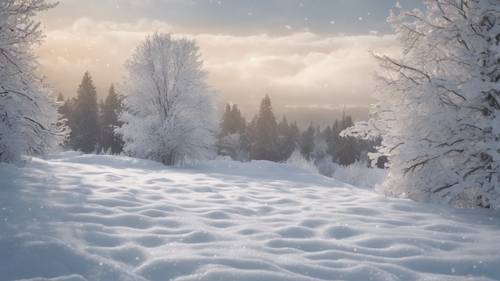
[
  {"xmin": 71, "ymin": 72, "xmax": 100, "ymax": 153},
  {"xmin": 312, "ymin": 126, "xmax": 328, "ymax": 163},
  {"xmin": 217, "ymin": 103, "xmax": 248, "ymax": 160},
  {"xmin": 277, "ymin": 117, "xmax": 298, "ymax": 161},
  {"xmin": 220, "ymin": 104, "xmax": 233, "ymax": 136},
  {"xmin": 220, "ymin": 103, "xmax": 246, "ymax": 136},
  {"xmin": 246, "ymin": 116, "xmax": 258, "ymax": 154},
  {"xmin": 100, "ymin": 85, "xmax": 123, "ymax": 154},
  {"xmin": 300, "ymin": 123, "xmax": 316, "ymax": 161},
  {"xmin": 251, "ymin": 95, "xmax": 279, "ymax": 161},
  {"xmin": 231, "ymin": 104, "xmax": 246, "ymax": 134},
  {"xmin": 335, "ymin": 114, "xmax": 358, "ymax": 165}
]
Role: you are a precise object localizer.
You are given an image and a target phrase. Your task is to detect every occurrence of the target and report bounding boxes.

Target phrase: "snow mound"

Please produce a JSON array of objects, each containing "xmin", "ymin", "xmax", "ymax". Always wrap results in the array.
[{"xmin": 1, "ymin": 153, "xmax": 499, "ymax": 281}]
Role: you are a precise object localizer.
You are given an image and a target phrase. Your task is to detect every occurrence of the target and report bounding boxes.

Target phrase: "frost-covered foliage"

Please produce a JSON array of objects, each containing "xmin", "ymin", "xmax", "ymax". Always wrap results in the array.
[
  {"xmin": 0, "ymin": 0, "xmax": 63, "ymax": 163},
  {"xmin": 343, "ymin": 0, "xmax": 500, "ymax": 208},
  {"xmin": 332, "ymin": 162, "xmax": 387, "ymax": 189},
  {"xmin": 117, "ymin": 33, "xmax": 217, "ymax": 165}
]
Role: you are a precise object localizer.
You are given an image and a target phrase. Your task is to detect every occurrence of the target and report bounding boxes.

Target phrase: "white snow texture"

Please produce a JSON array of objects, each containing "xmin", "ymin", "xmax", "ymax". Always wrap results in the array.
[{"xmin": 1, "ymin": 153, "xmax": 499, "ymax": 281}]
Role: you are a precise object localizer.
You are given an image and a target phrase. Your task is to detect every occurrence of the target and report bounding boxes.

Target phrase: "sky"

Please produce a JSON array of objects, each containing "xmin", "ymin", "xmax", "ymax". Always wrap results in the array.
[{"xmin": 36, "ymin": 0, "xmax": 424, "ymax": 119}]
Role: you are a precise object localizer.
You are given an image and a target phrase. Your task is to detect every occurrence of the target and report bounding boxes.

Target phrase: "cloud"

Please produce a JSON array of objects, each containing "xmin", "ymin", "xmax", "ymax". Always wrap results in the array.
[{"xmin": 36, "ymin": 17, "xmax": 400, "ymax": 115}]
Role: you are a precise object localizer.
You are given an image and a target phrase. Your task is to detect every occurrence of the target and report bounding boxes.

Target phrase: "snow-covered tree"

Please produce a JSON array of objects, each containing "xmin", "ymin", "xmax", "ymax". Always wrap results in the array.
[
  {"xmin": 343, "ymin": 0, "xmax": 500, "ymax": 208},
  {"xmin": 117, "ymin": 33, "xmax": 217, "ymax": 165},
  {"xmin": 0, "ymin": 0, "xmax": 63, "ymax": 163}
]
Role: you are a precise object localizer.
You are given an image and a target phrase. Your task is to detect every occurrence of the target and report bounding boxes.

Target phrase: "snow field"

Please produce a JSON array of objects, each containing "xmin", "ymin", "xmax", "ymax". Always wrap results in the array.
[{"xmin": 0, "ymin": 153, "xmax": 499, "ymax": 281}]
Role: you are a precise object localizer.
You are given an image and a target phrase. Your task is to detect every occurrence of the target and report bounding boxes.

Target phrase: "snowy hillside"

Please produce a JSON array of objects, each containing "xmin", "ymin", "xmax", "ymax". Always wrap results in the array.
[{"xmin": 1, "ymin": 153, "xmax": 499, "ymax": 281}]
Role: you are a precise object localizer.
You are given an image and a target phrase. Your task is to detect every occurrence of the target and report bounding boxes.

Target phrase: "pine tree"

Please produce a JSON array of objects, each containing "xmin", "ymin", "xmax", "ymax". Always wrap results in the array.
[
  {"xmin": 100, "ymin": 85, "xmax": 123, "ymax": 154},
  {"xmin": 300, "ymin": 123, "xmax": 316, "ymax": 161},
  {"xmin": 277, "ymin": 117, "xmax": 299, "ymax": 161},
  {"xmin": 220, "ymin": 103, "xmax": 246, "ymax": 137},
  {"xmin": 231, "ymin": 104, "xmax": 246, "ymax": 134},
  {"xmin": 335, "ymin": 114, "xmax": 358, "ymax": 165},
  {"xmin": 312, "ymin": 126, "xmax": 328, "ymax": 163},
  {"xmin": 251, "ymin": 95, "xmax": 279, "ymax": 161},
  {"xmin": 217, "ymin": 103, "xmax": 248, "ymax": 160},
  {"xmin": 71, "ymin": 72, "xmax": 100, "ymax": 153},
  {"xmin": 220, "ymin": 104, "xmax": 233, "ymax": 136}
]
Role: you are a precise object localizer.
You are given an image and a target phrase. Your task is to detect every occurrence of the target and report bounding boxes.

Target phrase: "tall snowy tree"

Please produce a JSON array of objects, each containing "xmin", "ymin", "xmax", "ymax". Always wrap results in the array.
[
  {"xmin": 251, "ymin": 95, "xmax": 279, "ymax": 161},
  {"xmin": 70, "ymin": 72, "xmax": 100, "ymax": 153},
  {"xmin": 0, "ymin": 0, "xmax": 63, "ymax": 163},
  {"xmin": 343, "ymin": 0, "xmax": 500, "ymax": 208},
  {"xmin": 100, "ymin": 85, "xmax": 123, "ymax": 154},
  {"xmin": 117, "ymin": 33, "xmax": 217, "ymax": 165}
]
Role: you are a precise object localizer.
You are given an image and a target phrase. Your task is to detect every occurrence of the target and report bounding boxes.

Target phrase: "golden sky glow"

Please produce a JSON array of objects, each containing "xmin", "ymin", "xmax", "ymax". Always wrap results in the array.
[{"xmin": 35, "ymin": 1, "xmax": 405, "ymax": 117}]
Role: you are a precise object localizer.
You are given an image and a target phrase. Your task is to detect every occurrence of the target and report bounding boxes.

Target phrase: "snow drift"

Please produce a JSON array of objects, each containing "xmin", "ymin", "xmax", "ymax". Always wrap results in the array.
[{"xmin": 0, "ymin": 153, "xmax": 499, "ymax": 281}]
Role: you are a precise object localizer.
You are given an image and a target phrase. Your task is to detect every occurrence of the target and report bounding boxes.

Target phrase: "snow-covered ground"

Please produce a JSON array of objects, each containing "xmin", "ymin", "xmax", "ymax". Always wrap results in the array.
[{"xmin": 1, "ymin": 153, "xmax": 499, "ymax": 281}]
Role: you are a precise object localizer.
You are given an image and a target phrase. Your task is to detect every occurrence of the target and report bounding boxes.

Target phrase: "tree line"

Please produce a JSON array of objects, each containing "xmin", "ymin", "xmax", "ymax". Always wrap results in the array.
[
  {"xmin": 58, "ymin": 73, "xmax": 123, "ymax": 155},
  {"xmin": 217, "ymin": 95, "xmax": 381, "ymax": 170},
  {"xmin": 58, "ymin": 71, "xmax": 378, "ymax": 171}
]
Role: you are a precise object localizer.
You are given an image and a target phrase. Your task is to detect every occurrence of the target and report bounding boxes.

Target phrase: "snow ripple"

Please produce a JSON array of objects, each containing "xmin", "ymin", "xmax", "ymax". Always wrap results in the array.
[{"xmin": 0, "ymin": 153, "xmax": 499, "ymax": 281}]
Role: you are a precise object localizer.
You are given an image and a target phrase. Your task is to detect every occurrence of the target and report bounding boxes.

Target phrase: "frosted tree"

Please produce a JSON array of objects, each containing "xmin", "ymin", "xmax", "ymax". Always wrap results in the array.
[
  {"xmin": 117, "ymin": 33, "xmax": 217, "ymax": 165},
  {"xmin": 343, "ymin": 0, "xmax": 500, "ymax": 208},
  {"xmin": 0, "ymin": 0, "xmax": 63, "ymax": 163}
]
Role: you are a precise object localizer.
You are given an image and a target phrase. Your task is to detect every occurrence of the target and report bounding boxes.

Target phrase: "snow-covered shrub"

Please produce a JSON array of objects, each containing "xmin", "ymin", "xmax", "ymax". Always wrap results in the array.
[
  {"xmin": 117, "ymin": 33, "xmax": 217, "ymax": 165},
  {"xmin": 286, "ymin": 149, "xmax": 318, "ymax": 173},
  {"xmin": 343, "ymin": 0, "xmax": 500, "ymax": 208},
  {"xmin": 332, "ymin": 162, "xmax": 387, "ymax": 189},
  {"xmin": 0, "ymin": 0, "xmax": 64, "ymax": 163}
]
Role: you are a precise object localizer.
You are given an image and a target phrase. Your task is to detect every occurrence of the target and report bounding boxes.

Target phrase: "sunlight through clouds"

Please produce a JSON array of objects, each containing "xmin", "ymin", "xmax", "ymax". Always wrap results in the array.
[{"xmin": 37, "ymin": 18, "xmax": 399, "ymax": 116}]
